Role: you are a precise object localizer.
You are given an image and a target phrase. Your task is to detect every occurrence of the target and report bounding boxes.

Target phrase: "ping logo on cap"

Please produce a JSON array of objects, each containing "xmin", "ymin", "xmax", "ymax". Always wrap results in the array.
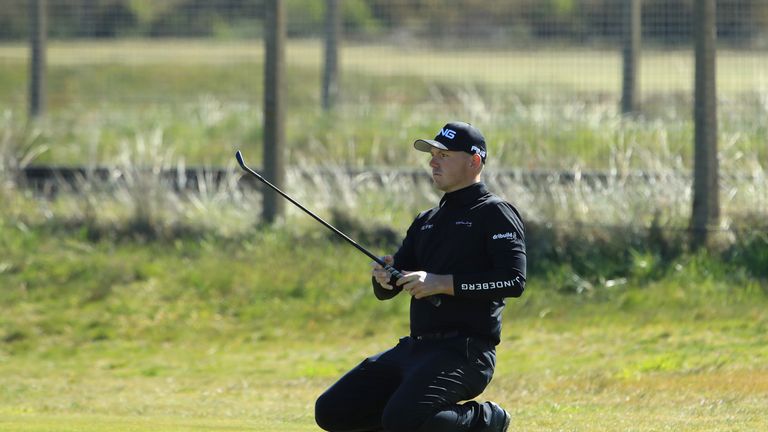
[
  {"xmin": 439, "ymin": 128, "xmax": 456, "ymax": 139},
  {"xmin": 471, "ymin": 145, "xmax": 487, "ymax": 159}
]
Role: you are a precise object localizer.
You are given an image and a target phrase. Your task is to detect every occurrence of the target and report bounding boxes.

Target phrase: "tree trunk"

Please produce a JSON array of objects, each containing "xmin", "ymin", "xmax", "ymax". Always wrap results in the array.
[
  {"xmin": 322, "ymin": 0, "xmax": 341, "ymax": 110},
  {"xmin": 29, "ymin": 0, "xmax": 47, "ymax": 119},
  {"xmin": 621, "ymin": 0, "xmax": 641, "ymax": 114},
  {"xmin": 263, "ymin": 0, "xmax": 286, "ymax": 223},
  {"xmin": 691, "ymin": 0, "xmax": 719, "ymax": 250}
]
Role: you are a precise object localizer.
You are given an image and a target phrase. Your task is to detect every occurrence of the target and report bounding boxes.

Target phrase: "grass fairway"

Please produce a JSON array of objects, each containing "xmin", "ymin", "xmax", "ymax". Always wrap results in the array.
[
  {"xmin": 0, "ymin": 413, "xmax": 268, "ymax": 432},
  {"xmin": 1, "ymin": 226, "xmax": 767, "ymax": 431},
  {"xmin": 2, "ymin": 39, "xmax": 768, "ymax": 94},
  {"xmin": 1, "ymin": 319, "xmax": 767, "ymax": 431}
]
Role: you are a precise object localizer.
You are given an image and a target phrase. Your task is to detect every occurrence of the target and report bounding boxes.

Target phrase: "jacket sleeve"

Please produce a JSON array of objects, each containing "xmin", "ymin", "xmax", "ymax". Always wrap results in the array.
[
  {"xmin": 453, "ymin": 202, "xmax": 527, "ymax": 299},
  {"xmin": 372, "ymin": 212, "xmax": 423, "ymax": 300}
]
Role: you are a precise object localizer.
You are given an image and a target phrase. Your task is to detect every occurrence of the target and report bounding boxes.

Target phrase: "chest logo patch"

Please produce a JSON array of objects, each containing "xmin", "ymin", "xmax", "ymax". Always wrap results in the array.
[
  {"xmin": 492, "ymin": 231, "xmax": 519, "ymax": 241},
  {"xmin": 455, "ymin": 221, "xmax": 473, "ymax": 227}
]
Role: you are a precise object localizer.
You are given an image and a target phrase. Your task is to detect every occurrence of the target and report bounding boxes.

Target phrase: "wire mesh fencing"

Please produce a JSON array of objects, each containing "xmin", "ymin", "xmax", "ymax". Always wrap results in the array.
[{"xmin": 2, "ymin": 1, "xmax": 767, "ymax": 109}]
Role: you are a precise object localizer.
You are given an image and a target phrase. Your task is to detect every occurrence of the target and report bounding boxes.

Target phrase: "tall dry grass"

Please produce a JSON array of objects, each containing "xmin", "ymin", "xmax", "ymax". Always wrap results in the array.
[{"xmin": 0, "ymin": 95, "xmax": 764, "ymax": 266}]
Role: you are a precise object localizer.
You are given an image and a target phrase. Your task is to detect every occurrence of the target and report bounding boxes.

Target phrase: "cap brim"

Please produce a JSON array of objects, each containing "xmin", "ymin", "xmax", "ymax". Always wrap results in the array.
[{"xmin": 413, "ymin": 139, "xmax": 448, "ymax": 153}]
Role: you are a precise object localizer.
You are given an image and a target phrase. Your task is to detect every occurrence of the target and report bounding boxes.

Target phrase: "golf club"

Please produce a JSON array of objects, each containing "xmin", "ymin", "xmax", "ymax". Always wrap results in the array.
[{"xmin": 235, "ymin": 150, "xmax": 441, "ymax": 307}]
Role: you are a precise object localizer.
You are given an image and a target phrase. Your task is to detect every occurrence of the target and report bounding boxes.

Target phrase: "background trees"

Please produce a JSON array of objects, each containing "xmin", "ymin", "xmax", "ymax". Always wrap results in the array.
[{"xmin": 1, "ymin": 0, "xmax": 766, "ymax": 45}]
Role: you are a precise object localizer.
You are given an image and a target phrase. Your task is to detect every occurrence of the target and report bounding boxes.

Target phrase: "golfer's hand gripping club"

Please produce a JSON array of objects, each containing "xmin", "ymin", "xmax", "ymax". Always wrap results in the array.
[
  {"xmin": 235, "ymin": 150, "xmax": 441, "ymax": 308},
  {"xmin": 383, "ymin": 264, "xmax": 404, "ymax": 288},
  {"xmin": 377, "ymin": 261, "xmax": 442, "ymax": 307}
]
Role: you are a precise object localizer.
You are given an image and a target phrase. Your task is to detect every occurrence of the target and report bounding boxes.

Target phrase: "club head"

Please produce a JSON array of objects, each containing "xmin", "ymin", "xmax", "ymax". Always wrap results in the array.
[{"xmin": 235, "ymin": 150, "xmax": 246, "ymax": 169}]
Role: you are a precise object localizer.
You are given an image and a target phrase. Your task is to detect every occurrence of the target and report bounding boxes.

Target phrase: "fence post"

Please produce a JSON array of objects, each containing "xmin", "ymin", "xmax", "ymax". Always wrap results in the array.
[
  {"xmin": 322, "ymin": 0, "xmax": 341, "ymax": 111},
  {"xmin": 263, "ymin": 0, "xmax": 286, "ymax": 223},
  {"xmin": 691, "ymin": 0, "xmax": 719, "ymax": 250},
  {"xmin": 621, "ymin": 0, "xmax": 641, "ymax": 114},
  {"xmin": 29, "ymin": 0, "xmax": 47, "ymax": 119}
]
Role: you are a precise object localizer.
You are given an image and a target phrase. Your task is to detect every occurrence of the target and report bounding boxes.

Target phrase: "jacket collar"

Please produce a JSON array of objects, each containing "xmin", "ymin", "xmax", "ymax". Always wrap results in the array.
[{"xmin": 439, "ymin": 182, "xmax": 488, "ymax": 208}]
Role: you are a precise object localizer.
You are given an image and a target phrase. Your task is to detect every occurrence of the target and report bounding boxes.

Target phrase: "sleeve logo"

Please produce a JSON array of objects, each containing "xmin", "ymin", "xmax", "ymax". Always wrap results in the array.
[{"xmin": 461, "ymin": 278, "xmax": 519, "ymax": 291}]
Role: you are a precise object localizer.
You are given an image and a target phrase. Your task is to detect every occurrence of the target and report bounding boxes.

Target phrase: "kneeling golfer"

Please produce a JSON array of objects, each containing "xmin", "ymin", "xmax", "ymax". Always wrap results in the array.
[{"xmin": 315, "ymin": 122, "xmax": 527, "ymax": 432}]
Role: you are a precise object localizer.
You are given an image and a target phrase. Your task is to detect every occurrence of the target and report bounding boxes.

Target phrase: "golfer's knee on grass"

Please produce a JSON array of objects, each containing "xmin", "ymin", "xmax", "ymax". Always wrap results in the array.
[{"xmin": 314, "ymin": 393, "xmax": 339, "ymax": 431}]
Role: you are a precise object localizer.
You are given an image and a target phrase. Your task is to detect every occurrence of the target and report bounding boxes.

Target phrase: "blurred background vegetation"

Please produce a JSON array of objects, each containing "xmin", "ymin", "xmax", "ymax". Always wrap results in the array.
[{"xmin": 2, "ymin": 0, "xmax": 768, "ymax": 45}]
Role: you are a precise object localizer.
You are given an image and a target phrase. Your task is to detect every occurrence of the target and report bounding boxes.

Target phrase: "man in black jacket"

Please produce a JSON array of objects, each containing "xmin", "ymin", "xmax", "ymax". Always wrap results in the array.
[{"xmin": 315, "ymin": 121, "xmax": 526, "ymax": 432}]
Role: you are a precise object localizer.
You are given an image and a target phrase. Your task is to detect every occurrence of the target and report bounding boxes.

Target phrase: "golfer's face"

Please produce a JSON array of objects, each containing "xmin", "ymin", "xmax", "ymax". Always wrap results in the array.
[{"xmin": 429, "ymin": 148, "xmax": 475, "ymax": 193}]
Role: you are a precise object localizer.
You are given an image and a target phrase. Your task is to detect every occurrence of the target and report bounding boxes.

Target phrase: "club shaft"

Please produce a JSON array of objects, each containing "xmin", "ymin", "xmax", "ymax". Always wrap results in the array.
[
  {"xmin": 237, "ymin": 152, "xmax": 383, "ymax": 265},
  {"xmin": 236, "ymin": 151, "xmax": 440, "ymax": 307}
]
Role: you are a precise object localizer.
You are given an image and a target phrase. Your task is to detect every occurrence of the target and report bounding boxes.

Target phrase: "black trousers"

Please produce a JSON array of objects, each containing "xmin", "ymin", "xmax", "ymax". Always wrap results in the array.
[{"xmin": 315, "ymin": 335, "xmax": 497, "ymax": 432}]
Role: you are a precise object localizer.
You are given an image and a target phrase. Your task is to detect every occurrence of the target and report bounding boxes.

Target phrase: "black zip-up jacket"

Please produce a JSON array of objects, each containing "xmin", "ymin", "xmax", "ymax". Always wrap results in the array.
[{"xmin": 372, "ymin": 182, "xmax": 526, "ymax": 345}]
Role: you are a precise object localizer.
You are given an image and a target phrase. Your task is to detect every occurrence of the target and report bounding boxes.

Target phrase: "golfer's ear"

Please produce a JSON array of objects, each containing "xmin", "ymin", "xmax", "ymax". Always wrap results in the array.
[{"xmin": 470, "ymin": 153, "xmax": 482, "ymax": 168}]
